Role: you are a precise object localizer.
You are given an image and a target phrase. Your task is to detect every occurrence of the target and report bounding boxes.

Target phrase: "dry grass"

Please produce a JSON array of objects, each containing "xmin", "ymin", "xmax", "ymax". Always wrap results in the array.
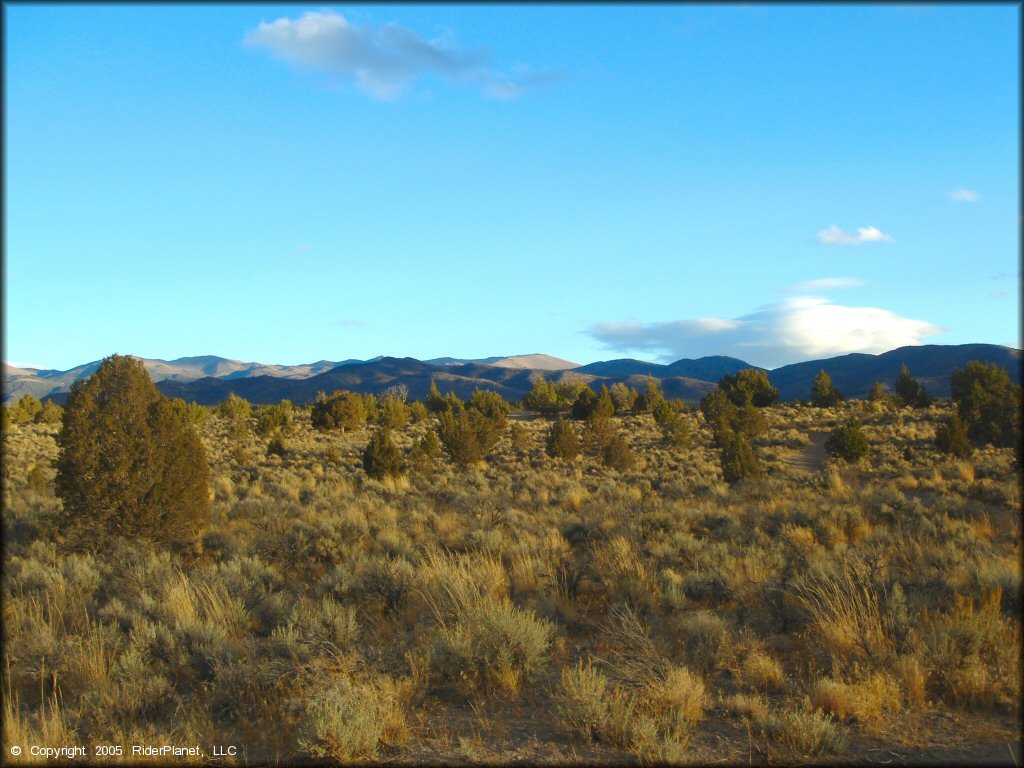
[{"xmin": 2, "ymin": 399, "xmax": 1020, "ymax": 763}]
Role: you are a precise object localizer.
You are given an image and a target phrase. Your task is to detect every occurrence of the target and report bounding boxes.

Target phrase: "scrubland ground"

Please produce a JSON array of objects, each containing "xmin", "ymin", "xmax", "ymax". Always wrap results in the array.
[{"xmin": 3, "ymin": 400, "xmax": 1021, "ymax": 764}]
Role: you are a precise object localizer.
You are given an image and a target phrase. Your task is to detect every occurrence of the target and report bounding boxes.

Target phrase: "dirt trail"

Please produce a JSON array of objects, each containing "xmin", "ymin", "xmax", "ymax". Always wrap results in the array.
[{"xmin": 782, "ymin": 431, "xmax": 830, "ymax": 473}]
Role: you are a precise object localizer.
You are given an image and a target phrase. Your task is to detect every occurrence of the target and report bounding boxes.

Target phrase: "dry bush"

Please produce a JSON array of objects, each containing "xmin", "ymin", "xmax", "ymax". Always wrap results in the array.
[
  {"xmin": 767, "ymin": 705, "xmax": 847, "ymax": 757},
  {"xmin": 922, "ymin": 588, "xmax": 1019, "ymax": 709},
  {"xmin": 645, "ymin": 664, "xmax": 706, "ymax": 725},
  {"xmin": 418, "ymin": 550, "xmax": 552, "ymax": 696},
  {"xmin": 3, "ymin": 397, "xmax": 1021, "ymax": 762},
  {"xmin": 738, "ymin": 649, "xmax": 786, "ymax": 692},
  {"xmin": 809, "ymin": 673, "xmax": 902, "ymax": 729},
  {"xmin": 297, "ymin": 676, "xmax": 407, "ymax": 761},
  {"xmin": 893, "ymin": 654, "xmax": 929, "ymax": 707},
  {"xmin": 790, "ymin": 564, "xmax": 894, "ymax": 666}
]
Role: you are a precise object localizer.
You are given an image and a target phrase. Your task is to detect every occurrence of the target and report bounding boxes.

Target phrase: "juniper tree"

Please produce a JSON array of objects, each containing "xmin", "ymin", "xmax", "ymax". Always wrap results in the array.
[
  {"xmin": 867, "ymin": 381, "xmax": 890, "ymax": 404},
  {"xmin": 602, "ymin": 433, "xmax": 636, "ymax": 471},
  {"xmin": 934, "ymin": 414, "xmax": 971, "ymax": 458},
  {"xmin": 718, "ymin": 369, "xmax": 778, "ymax": 407},
  {"xmin": 609, "ymin": 382, "xmax": 638, "ymax": 414},
  {"xmin": 895, "ymin": 365, "xmax": 931, "ymax": 408},
  {"xmin": 810, "ymin": 370, "xmax": 844, "ymax": 408},
  {"xmin": 378, "ymin": 395, "xmax": 408, "ymax": 430},
  {"xmin": 33, "ymin": 400, "xmax": 63, "ymax": 424},
  {"xmin": 11, "ymin": 394, "xmax": 43, "ymax": 424},
  {"xmin": 825, "ymin": 419, "xmax": 869, "ymax": 462},
  {"xmin": 256, "ymin": 400, "xmax": 295, "ymax": 436},
  {"xmin": 54, "ymin": 354, "xmax": 210, "ymax": 549},
  {"xmin": 570, "ymin": 387, "xmax": 598, "ymax": 420},
  {"xmin": 311, "ymin": 390, "xmax": 366, "ymax": 432},
  {"xmin": 720, "ymin": 432, "xmax": 761, "ymax": 485},
  {"xmin": 437, "ymin": 404, "xmax": 504, "ymax": 467},
  {"xmin": 523, "ymin": 376, "xmax": 559, "ymax": 415},
  {"xmin": 634, "ymin": 377, "xmax": 667, "ymax": 414},
  {"xmin": 546, "ymin": 418, "xmax": 580, "ymax": 460},
  {"xmin": 950, "ymin": 361, "xmax": 1021, "ymax": 448},
  {"xmin": 363, "ymin": 428, "xmax": 403, "ymax": 479}
]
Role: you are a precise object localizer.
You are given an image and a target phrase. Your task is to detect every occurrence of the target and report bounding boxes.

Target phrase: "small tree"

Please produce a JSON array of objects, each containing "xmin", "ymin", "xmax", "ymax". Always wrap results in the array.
[
  {"xmin": 218, "ymin": 392, "xmax": 252, "ymax": 421},
  {"xmin": 436, "ymin": 406, "xmax": 502, "ymax": 467},
  {"xmin": 602, "ymin": 433, "xmax": 636, "ymax": 471},
  {"xmin": 378, "ymin": 395, "xmax": 408, "ymax": 430},
  {"xmin": 408, "ymin": 400, "xmax": 428, "ymax": 423},
  {"xmin": 570, "ymin": 387, "xmax": 598, "ymax": 420},
  {"xmin": 11, "ymin": 394, "xmax": 43, "ymax": 424},
  {"xmin": 34, "ymin": 400, "xmax": 63, "ymax": 424},
  {"xmin": 363, "ymin": 429, "xmax": 403, "ymax": 479},
  {"xmin": 582, "ymin": 412, "xmax": 614, "ymax": 456},
  {"xmin": 867, "ymin": 381, "xmax": 890, "ymax": 405},
  {"xmin": 410, "ymin": 429, "xmax": 442, "ymax": 463},
  {"xmin": 950, "ymin": 361, "xmax": 1022, "ymax": 448},
  {"xmin": 700, "ymin": 389, "xmax": 737, "ymax": 443},
  {"xmin": 634, "ymin": 377, "xmax": 667, "ymax": 414},
  {"xmin": 825, "ymin": 420, "xmax": 869, "ymax": 462},
  {"xmin": 468, "ymin": 389, "xmax": 510, "ymax": 424},
  {"xmin": 652, "ymin": 397, "xmax": 686, "ymax": 426},
  {"xmin": 895, "ymin": 365, "xmax": 932, "ymax": 408},
  {"xmin": 256, "ymin": 400, "xmax": 295, "ymax": 436},
  {"xmin": 311, "ymin": 390, "xmax": 366, "ymax": 432},
  {"xmin": 810, "ymin": 370, "xmax": 844, "ymax": 408},
  {"xmin": 935, "ymin": 414, "xmax": 971, "ymax": 458},
  {"xmin": 169, "ymin": 399, "xmax": 208, "ymax": 428},
  {"xmin": 409, "ymin": 430, "xmax": 442, "ymax": 476},
  {"xmin": 720, "ymin": 433, "xmax": 761, "ymax": 485},
  {"xmin": 555, "ymin": 379, "xmax": 588, "ymax": 411},
  {"xmin": 660, "ymin": 410, "xmax": 692, "ymax": 448},
  {"xmin": 702, "ymin": 389, "xmax": 764, "ymax": 445},
  {"xmin": 609, "ymin": 382, "xmax": 638, "ymax": 414},
  {"xmin": 426, "ymin": 379, "xmax": 447, "ymax": 413},
  {"xmin": 522, "ymin": 376, "xmax": 559, "ymax": 415},
  {"xmin": 509, "ymin": 422, "xmax": 530, "ymax": 451},
  {"xmin": 546, "ymin": 418, "xmax": 580, "ymax": 460},
  {"xmin": 718, "ymin": 369, "xmax": 778, "ymax": 407},
  {"xmin": 55, "ymin": 354, "xmax": 210, "ymax": 549},
  {"xmin": 266, "ymin": 434, "xmax": 287, "ymax": 457}
]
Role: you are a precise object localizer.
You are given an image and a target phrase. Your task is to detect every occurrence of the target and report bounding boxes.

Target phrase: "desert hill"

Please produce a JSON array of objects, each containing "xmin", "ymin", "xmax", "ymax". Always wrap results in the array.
[{"xmin": 7, "ymin": 344, "xmax": 1019, "ymax": 407}]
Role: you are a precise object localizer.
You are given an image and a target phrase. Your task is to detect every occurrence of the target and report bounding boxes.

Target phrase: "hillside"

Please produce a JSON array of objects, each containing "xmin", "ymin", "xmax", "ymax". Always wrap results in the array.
[
  {"xmin": 8, "ymin": 344, "xmax": 1020, "ymax": 407},
  {"xmin": 769, "ymin": 344, "xmax": 1022, "ymax": 401}
]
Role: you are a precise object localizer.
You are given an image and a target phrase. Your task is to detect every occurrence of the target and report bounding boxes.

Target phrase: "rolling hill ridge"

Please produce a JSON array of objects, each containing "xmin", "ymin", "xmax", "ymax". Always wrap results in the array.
[{"xmin": 6, "ymin": 345, "xmax": 1019, "ymax": 406}]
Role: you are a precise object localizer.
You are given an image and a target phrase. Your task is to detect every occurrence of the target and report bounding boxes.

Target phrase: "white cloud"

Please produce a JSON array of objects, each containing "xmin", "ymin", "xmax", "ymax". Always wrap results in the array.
[
  {"xmin": 816, "ymin": 225, "xmax": 894, "ymax": 245},
  {"xmin": 586, "ymin": 297, "xmax": 944, "ymax": 369},
  {"xmin": 336, "ymin": 319, "xmax": 371, "ymax": 328},
  {"xmin": 244, "ymin": 11, "xmax": 561, "ymax": 100},
  {"xmin": 785, "ymin": 277, "xmax": 865, "ymax": 293},
  {"xmin": 949, "ymin": 188, "xmax": 979, "ymax": 203}
]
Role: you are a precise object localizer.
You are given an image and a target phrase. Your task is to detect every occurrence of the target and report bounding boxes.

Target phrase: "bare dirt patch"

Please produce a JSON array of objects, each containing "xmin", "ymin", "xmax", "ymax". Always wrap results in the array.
[{"xmin": 783, "ymin": 431, "xmax": 830, "ymax": 473}]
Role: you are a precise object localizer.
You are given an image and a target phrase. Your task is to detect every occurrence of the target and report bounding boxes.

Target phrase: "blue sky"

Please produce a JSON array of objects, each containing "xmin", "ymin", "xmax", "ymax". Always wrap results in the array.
[{"xmin": 5, "ymin": 4, "xmax": 1019, "ymax": 370}]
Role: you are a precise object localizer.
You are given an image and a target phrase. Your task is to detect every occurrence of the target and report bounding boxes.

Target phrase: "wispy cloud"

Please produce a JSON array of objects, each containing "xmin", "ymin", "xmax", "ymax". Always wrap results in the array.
[
  {"xmin": 816, "ymin": 225, "xmax": 894, "ymax": 245},
  {"xmin": 336, "ymin": 319, "xmax": 371, "ymax": 329},
  {"xmin": 785, "ymin": 277, "xmax": 865, "ymax": 293},
  {"xmin": 989, "ymin": 290, "xmax": 1007, "ymax": 299},
  {"xmin": 243, "ymin": 11, "xmax": 562, "ymax": 100},
  {"xmin": 949, "ymin": 188, "xmax": 979, "ymax": 203},
  {"xmin": 586, "ymin": 297, "xmax": 944, "ymax": 369}
]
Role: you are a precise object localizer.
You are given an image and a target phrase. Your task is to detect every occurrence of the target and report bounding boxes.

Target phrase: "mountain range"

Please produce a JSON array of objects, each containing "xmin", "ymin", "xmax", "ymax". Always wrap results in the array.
[{"xmin": 4, "ymin": 345, "xmax": 1019, "ymax": 407}]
